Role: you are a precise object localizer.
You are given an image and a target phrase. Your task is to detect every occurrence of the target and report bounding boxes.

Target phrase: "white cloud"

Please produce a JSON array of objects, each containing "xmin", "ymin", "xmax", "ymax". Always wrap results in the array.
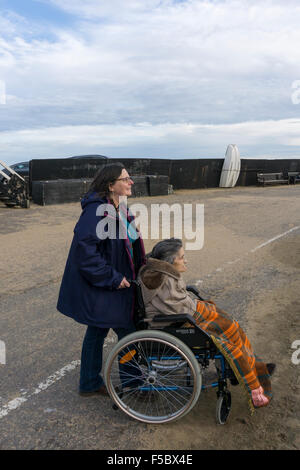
[
  {"xmin": 1, "ymin": 0, "xmax": 300, "ymax": 161},
  {"xmin": 44, "ymin": 0, "xmax": 165, "ymax": 20},
  {"xmin": 1, "ymin": 118, "xmax": 300, "ymax": 165}
]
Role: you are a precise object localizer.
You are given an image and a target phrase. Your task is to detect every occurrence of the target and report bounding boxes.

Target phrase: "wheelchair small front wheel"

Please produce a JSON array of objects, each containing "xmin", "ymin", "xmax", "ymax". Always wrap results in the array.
[
  {"xmin": 104, "ymin": 330, "xmax": 202, "ymax": 424},
  {"xmin": 216, "ymin": 391, "xmax": 231, "ymax": 425}
]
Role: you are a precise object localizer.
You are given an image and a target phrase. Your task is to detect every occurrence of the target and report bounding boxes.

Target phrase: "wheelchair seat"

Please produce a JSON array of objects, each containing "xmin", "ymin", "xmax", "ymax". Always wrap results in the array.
[{"xmin": 132, "ymin": 279, "xmax": 218, "ymax": 356}]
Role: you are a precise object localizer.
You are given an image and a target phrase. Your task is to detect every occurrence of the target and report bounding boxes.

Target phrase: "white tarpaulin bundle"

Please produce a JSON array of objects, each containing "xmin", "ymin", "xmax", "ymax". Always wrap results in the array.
[{"xmin": 219, "ymin": 144, "xmax": 241, "ymax": 188}]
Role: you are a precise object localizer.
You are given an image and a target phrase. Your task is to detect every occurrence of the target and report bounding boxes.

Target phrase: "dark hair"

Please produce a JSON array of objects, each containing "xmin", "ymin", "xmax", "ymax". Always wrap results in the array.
[
  {"xmin": 88, "ymin": 163, "xmax": 125, "ymax": 198},
  {"xmin": 149, "ymin": 238, "xmax": 183, "ymax": 264}
]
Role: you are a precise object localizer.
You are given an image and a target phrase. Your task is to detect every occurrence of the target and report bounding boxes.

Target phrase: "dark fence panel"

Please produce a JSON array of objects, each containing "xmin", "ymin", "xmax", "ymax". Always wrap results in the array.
[
  {"xmin": 117, "ymin": 158, "xmax": 172, "ymax": 178},
  {"xmin": 30, "ymin": 158, "xmax": 113, "ymax": 182},
  {"xmin": 29, "ymin": 157, "xmax": 300, "ymax": 198},
  {"xmin": 238, "ymin": 159, "xmax": 300, "ymax": 186},
  {"xmin": 30, "ymin": 158, "xmax": 172, "ymax": 182},
  {"xmin": 170, "ymin": 159, "xmax": 224, "ymax": 189},
  {"xmin": 237, "ymin": 159, "xmax": 267, "ymax": 186}
]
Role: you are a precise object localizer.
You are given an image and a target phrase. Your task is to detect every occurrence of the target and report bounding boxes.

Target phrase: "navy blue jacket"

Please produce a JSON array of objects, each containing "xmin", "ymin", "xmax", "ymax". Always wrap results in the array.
[{"xmin": 57, "ymin": 192, "xmax": 146, "ymax": 328}]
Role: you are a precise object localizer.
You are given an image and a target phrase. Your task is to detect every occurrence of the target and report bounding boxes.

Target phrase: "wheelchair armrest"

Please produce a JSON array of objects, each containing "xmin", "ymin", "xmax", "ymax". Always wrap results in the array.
[
  {"xmin": 186, "ymin": 285, "xmax": 205, "ymax": 301},
  {"xmin": 152, "ymin": 313, "xmax": 199, "ymax": 328}
]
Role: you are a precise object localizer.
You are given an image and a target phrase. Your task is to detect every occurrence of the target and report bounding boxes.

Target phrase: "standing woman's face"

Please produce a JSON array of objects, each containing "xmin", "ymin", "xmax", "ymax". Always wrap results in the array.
[{"xmin": 109, "ymin": 169, "xmax": 134, "ymax": 198}]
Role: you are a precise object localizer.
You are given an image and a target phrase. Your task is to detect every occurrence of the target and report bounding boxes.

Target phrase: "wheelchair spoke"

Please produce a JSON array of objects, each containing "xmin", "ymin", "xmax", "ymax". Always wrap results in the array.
[
  {"xmin": 153, "ymin": 374, "xmax": 193, "ymax": 402},
  {"xmin": 154, "ymin": 373, "xmax": 193, "ymax": 394},
  {"xmin": 151, "ymin": 383, "xmax": 189, "ymax": 410},
  {"xmin": 105, "ymin": 333, "xmax": 202, "ymax": 423}
]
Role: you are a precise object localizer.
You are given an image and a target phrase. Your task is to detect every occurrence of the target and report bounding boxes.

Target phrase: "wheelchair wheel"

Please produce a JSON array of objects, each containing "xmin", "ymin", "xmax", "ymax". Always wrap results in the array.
[
  {"xmin": 104, "ymin": 330, "xmax": 202, "ymax": 424},
  {"xmin": 216, "ymin": 391, "xmax": 231, "ymax": 425}
]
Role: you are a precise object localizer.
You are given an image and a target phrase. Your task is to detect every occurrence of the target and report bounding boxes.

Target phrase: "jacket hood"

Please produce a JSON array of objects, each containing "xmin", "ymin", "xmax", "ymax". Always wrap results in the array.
[
  {"xmin": 138, "ymin": 257, "xmax": 179, "ymax": 296},
  {"xmin": 81, "ymin": 191, "xmax": 107, "ymax": 209},
  {"xmin": 138, "ymin": 258, "xmax": 183, "ymax": 304},
  {"xmin": 141, "ymin": 258, "xmax": 180, "ymax": 279}
]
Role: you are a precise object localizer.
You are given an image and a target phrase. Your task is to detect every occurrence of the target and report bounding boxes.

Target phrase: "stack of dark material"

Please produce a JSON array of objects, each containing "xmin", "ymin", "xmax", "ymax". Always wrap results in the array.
[
  {"xmin": 147, "ymin": 175, "xmax": 169, "ymax": 196},
  {"xmin": 31, "ymin": 175, "xmax": 169, "ymax": 205},
  {"xmin": 131, "ymin": 176, "xmax": 149, "ymax": 197},
  {"xmin": 131, "ymin": 175, "xmax": 169, "ymax": 197},
  {"xmin": 32, "ymin": 179, "xmax": 92, "ymax": 206},
  {"xmin": 30, "ymin": 158, "xmax": 171, "ymax": 205}
]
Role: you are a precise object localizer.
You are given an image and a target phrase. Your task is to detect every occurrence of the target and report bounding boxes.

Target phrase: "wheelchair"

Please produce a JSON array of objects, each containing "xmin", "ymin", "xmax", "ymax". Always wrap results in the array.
[{"xmin": 104, "ymin": 280, "xmax": 234, "ymax": 425}]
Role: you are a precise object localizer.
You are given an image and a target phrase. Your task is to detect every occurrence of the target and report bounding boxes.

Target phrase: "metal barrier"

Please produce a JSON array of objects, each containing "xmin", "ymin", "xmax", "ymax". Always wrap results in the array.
[{"xmin": 0, "ymin": 160, "xmax": 30, "ymax": 208}]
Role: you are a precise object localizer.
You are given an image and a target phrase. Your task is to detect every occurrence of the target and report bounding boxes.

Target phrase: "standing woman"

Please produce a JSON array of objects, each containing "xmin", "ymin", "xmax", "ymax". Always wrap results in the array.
[{"xmin": 57, "ymin": 163, "xmax": 146, "ymax": 396}]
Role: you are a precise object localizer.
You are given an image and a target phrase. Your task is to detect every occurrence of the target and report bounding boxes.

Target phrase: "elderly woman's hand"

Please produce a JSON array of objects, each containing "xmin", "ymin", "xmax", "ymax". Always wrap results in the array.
[{"xmin": 117, "ymin": 277, "xmax": 131, "ymax": 289}]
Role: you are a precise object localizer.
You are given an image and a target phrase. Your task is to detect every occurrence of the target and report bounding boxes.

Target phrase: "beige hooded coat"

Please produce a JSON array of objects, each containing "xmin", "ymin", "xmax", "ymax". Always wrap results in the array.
[{"xmin": 138, "ymin": 257, "xmax": 197, "ymax": 327}]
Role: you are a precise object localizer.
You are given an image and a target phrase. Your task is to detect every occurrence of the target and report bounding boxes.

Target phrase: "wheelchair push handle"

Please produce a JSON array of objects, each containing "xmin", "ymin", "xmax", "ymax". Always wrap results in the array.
[
  {"xmin": 186, "ymin": 284, "xmax": 205, "ymax": 301},
  {"xmin": 118, "ymin": 277, "xmax": 136, "ymax": 289},
  {"xmin": 126, "ymin": 279, "xmax": 139, "ymax": 285}
]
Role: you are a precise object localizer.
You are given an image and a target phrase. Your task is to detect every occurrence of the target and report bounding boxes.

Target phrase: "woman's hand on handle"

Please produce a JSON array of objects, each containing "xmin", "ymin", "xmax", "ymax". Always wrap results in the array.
[{"xmin": 117, "ymin": 277, "xmax": 131, "ymax": 289}]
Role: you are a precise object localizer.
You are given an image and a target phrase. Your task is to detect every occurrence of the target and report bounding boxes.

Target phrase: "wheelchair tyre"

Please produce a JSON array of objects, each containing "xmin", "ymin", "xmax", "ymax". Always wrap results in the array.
[
  {"xmin": 216, "ymin": 391, "xmax": 231, "ymax": 425},
  {"xmin": 104, "ymin": 330, "xmax": 202, "ymax": 424}
]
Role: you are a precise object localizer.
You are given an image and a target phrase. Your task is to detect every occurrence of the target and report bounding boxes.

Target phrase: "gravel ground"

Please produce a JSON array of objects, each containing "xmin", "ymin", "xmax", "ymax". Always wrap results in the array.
[{"xmin": 0, "ymin": 184, "xmax": 299, "ymax": 450}]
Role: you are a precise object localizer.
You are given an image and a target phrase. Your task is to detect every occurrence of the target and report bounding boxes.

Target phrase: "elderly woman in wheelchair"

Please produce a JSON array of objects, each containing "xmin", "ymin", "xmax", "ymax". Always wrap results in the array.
[{"xmin": 104, "ymin": 238, "xmax": 275, "ymax": 424}]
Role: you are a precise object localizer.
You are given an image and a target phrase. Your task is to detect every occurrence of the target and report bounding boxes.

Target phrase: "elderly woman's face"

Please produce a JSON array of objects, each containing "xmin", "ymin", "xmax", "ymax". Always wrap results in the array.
[
  {"xmin": 173, "ymin": 247, "xmax": 187, "ymax": 273},
  {"xmin": 110, "ymin": 169, "xmax": 134, "ymax": 198}
]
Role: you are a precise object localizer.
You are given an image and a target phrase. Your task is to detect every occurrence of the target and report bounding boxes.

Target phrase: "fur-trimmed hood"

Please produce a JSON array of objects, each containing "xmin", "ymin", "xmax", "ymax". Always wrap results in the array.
[
  {"xmin": 139, "ymin": 257, "xmax": 180, "ymax": 287},
  {"xmin": 138, "ymin": 257, "xmax": 181, "ymax": 304},
  {"xmin": 137, "ymin": 257, "xmax": 196, "ymax": 325}
]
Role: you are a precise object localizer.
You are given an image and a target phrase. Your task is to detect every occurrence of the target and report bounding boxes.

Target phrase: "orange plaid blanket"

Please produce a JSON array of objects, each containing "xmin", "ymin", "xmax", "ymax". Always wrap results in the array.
[{"xmin": 193, "ymin": 300, "xmax": 272, "ymax": 413}]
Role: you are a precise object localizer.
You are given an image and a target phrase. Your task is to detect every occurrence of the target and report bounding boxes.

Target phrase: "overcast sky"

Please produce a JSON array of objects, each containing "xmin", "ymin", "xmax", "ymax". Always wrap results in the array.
[{"xmin": 1, "ymin": 0, "xmax": 300, "ymax": 164}]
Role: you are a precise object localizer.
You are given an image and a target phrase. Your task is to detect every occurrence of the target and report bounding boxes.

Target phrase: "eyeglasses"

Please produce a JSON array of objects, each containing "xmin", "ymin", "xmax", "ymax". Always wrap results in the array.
[{"xmin": 115, "ymin": 177, "xmax": 133, "ymax": 182}]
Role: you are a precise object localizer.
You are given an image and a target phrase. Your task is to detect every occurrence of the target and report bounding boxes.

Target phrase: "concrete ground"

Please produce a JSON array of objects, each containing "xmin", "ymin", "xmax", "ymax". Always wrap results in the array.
[{"xmin": 0, "ymin": 184, "xmax": 299, "ymax": 450}]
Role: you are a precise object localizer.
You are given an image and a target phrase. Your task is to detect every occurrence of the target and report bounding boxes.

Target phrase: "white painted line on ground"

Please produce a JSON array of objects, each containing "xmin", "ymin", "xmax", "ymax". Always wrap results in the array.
[
  {"xmin": 195, "ymin": 226, "xmax": 300, "ymax": 285},
  {"xmin": 226, "ymin": 258, "xmax": 241, "ymax": 265},
  {"xmin": 250, "ymin": 226, "xmax": 300, "ymax": 253},
  {"xmin": 0, "ymin": 397, "xmax": 28, "ymax": 419},
  {"xmin": 0, "ymin": 360, "xmax": 80, "ymax": 419}
]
